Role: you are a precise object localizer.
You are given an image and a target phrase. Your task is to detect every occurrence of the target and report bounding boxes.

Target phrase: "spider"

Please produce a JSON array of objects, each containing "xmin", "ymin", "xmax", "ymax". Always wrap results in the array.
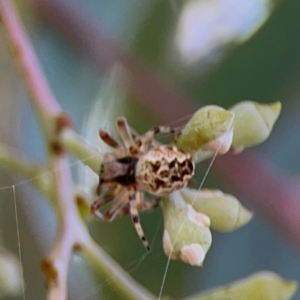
[{"xmin": 91, "ymin": 117, "xmax": 195, "ymax": 250}]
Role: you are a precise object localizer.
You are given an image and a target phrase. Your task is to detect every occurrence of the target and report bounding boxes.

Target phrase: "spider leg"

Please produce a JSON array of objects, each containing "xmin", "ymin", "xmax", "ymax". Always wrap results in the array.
[
  {"xmin": 117, "ymin": 117, "xmax": 134, "ymax": 149},
  {"xmin": 129, "ymin": 189, "xmax": 150, "ymax": 251},
  {"xmin": 146, "ymin": 125, "xmax": 177, "ymax": 142},
  {"xmin": 128, "ymin": 125, "xmax": 140, "ymax": 141},
  {"xmin": 137, "ymin": 197, "xmax": 161, "ymax": 212},
  {"xmin": 120, "ymin": 197, "xmax": 160, "ymax": 216},
  {"xmin": 91, "ymin": 196, "xmax": 107, "ymax": 220},
  {"xmin": 135, "ymin": 125, "xmax": 176, "ymax": 152},
  {"xmin": 96, "ymin": 159, "xmax": 116, "ymax": 196},
  {"xmin": 105, "ymin": 189, "xmax": 128, "ymax": 221},
  {"xmin": 136, "ymin": 189, "xmax": 144, "ymax": 205},
  {"xmin": 117, "ymin": 191, "xmax": 144, "ymax": 217},
  {"xmin": 99, "ymin": 129, "xmax": 120, "ymax": 149},
  {"xmin": 135, "ymin": 192, "xmax": 160, "ymax": 212},
  {"xmin": 91, "ymin": 185, "xmax": 120, "ymax": 220}
]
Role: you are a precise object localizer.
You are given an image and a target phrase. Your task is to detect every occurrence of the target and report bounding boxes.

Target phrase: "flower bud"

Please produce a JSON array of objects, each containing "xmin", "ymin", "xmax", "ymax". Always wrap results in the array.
[
  {"xmin": 230, "ymin": 101, "xmax": 281, "ymax": 153},
  {"xmin": 162, "ymin": 192, "xmax": 212, "ymax": 266},
  {"xmin": 75, "ymin": 191, "xmax": 91, "ymax": 221},
  {"xmin": 0, "ymin": 247, "xmax": 23, "ymax": 297},
  {"xmin": 181, "ymin": 188, "xmax": 253, "ymax": 232},
  {"xmin": 185, "ymin": 271, "xmax": 297, "ymax": 300},
  {"xmin": 175, "ymin": 106, "xmax": 234, "ymax": 156}
]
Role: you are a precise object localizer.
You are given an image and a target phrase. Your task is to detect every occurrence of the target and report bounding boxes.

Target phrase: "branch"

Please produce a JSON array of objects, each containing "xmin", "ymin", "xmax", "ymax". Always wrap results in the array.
[
  {"xmin": 0, "ymin": 0, "xmax": 61, "ymax": 139},
  {"xmin": 0, "ymin": 143, "xmax": 48, "ymax": 195},
  {"xmin": 41, "ymin": 156, "xmax": 88, "ymax": 300},
  {"xmin": 59, "ymin": 129, "xmax": 102, "ymax": 174}
]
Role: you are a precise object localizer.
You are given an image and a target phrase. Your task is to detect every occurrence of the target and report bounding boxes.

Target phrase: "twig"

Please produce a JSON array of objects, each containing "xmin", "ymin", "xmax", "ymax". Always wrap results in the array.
[
  {"xmin": 0, "ymin": 143, "xmax": 48, "ymax": 194},
  {"xmin": 41, "ymin": 156, "xmax": 86, "ymax": 300},
  {"xmin": 0, "ymin": 0, "xmax": 60, "ymax": 139},
  {"xmin": 59, "ymin": 129, "xmax": 102, "ymax": 174}
]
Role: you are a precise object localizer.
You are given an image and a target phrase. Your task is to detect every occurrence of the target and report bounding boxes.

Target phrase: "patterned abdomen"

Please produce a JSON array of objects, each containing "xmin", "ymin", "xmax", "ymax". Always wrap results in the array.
[{"xmin": 136, "ymin": 146, "xmax": 194, "ymax": 196}]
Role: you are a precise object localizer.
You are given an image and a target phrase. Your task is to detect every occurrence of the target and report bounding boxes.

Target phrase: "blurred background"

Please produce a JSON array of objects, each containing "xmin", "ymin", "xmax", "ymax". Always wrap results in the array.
[{"xmin": 1, "ymin": 0, "xmax": 300, "ymax": 299}]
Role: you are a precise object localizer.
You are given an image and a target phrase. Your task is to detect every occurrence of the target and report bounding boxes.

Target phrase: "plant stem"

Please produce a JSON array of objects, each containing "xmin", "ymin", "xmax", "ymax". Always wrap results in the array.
[
  {"xmin": 59, "ymin": 129, "xmax": 102, "ymax": 174},
  {"xmin": 0, "ymin": 143, "xmax": 48, "ymax": 194}
]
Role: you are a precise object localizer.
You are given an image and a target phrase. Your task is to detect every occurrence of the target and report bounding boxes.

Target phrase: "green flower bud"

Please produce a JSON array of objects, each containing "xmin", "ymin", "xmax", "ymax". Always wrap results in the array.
[
  {"xmin": 162, "ymin": 192, "xmax": 212, "ymax": 266},
  {"xmin": 181, "ymin": 188, "xmax": 253, "ymax": 232},
  {"xmin": 75, "ymin": 191, "xmax": 91, "ymax": 221},
  {"xmin": 230, "ymin": 101, "xmax": 281, "ymax": 153},
  {"xmin": 175, "ymin": 106, "xmax": 234, "ymax": 156},
  {"xmin": 184, "ymin": 271, "xmax": 297, "ymax": 300},
  {"xmin": 0, "ymin": 247, "xmax": 23, "ymax": 297}
]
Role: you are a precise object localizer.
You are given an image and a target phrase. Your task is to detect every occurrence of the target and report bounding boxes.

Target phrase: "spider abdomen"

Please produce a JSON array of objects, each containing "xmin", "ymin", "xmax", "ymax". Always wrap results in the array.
[{"xmin": 136, "ymin": 146, "xmax": 194, "ymax": 196}]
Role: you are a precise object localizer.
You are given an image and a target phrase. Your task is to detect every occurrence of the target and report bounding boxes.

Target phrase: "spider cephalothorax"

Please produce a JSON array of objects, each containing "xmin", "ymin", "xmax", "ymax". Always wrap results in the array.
[{"xmin": 91, "ymin": 117, "xmax": 194, "ymax": 250}]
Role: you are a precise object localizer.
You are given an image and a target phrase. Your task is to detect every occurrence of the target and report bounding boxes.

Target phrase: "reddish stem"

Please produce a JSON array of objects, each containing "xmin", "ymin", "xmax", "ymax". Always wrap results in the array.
[{"xmin": 0, "ymin": 0, "xmax": 60, "ymax": 130}]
